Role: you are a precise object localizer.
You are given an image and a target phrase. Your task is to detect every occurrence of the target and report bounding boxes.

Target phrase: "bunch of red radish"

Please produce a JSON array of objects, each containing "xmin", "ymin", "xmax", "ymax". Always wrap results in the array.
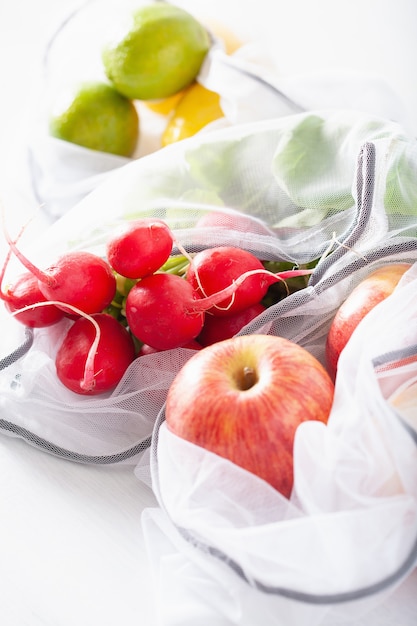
[{"xmin": 1, "ymin": 217, "xmax": 313, "ymax": 395}]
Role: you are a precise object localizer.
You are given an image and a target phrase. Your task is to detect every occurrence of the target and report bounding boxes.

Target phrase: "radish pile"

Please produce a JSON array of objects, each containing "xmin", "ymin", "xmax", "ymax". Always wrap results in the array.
[{"xmin": 1, "ymin": 217, "xmax": 315, "ymax": 395}]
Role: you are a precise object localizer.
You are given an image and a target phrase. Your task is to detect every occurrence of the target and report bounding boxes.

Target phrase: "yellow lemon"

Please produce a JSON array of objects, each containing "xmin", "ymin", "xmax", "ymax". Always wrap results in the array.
[
  {"xmin": 102, "ymin": 3, "xmax": 210, "ymax": 101},
  {"xmin": 143, "ymin": 89, "xmax": 186, "ymax": 115},
  {"xmin": 161, "ymin": 82, "xmax": 224, "ymax": 146},
  {"xmin": 204, "ymin": 18, "xmax": 243, "ymax": 54},
  {"xmin": 49, "ymin": 81, "xmax": 139, "ymax": 156}
]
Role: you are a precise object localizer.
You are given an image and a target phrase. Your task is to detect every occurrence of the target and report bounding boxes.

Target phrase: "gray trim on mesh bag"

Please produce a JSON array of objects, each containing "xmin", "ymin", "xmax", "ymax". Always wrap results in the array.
[
  {"xmin": 175, "ymin": 521, "xmax": 417, "ymax": 605},
  {"xmin": 0, "ymin": 326, "xmax": 34, "ymax": 372},
  {"xmin": 310, "ymin": 141, "xmax": 376, "ymax": 286},
  {"xmin": 0, "ymin": 417, "xmax": 151, "ymax": 464}
]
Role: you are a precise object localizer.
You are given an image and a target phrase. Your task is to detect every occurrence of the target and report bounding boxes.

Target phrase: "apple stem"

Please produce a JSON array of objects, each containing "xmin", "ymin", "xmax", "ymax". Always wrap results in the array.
[
  {"xmin": 188, "ymin": 267, "xmax": 313, "ymax": 314},
  {"xmin": 240, "ymin": 366, "xmax": 258, "ymax": 390}
]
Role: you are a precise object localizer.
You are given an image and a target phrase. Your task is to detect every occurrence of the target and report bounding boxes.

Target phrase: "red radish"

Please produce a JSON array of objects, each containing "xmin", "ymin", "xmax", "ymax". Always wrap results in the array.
[
  {"xmin": 55, "ymin": 312, "xmax": 136, "ymax": 395},
  {"xmin": 106, "ymin": 218, "xmax": 174, "ymax": 279},
  {"xmin": 126, "ymin": 273, "xmax": 205, "ymax": 351},
  {"xmin": 1, "ymin": 234, "xmax": 64, "ymax": 327},
  {"xmin": 186, "ymin": 246, "xmax": 276, "ymax": 317},
  {"xmin": 8, "ymin": 300, "xmax": 132, "ymax": 395},
  {"xmin": 198, "ymin": 302, "xmax": 266, "ymax": 347},
  {"xmin": 2, "ymin": 271, "xmax": 65, "ymax": 327},
  {"xmin": 138, "ymin": 339, "xmax": 202, "ymax": 356},
  {"xmin": 5, "ymin": 231, "xmax": 116, "ymax": 314},
  {"xmin": 126, "ymin": 264, "xmax": 311, "ymax": 351}
]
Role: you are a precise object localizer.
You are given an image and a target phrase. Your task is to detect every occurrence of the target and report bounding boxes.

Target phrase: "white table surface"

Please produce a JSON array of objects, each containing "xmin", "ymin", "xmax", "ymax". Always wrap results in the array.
[{"xmin": 1, "ymin": 1, "xmax": 416, "ymax": 625}]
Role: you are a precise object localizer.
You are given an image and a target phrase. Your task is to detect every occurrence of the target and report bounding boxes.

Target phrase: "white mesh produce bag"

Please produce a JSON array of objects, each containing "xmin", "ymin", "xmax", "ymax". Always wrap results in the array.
[
  {"xmin": 141, "ymin": 252, "xmax": 417, "ymax": 626},
  {"xmin": 1, "ymin": 109, "xmax": 417, "ymax": 464},
  {"xmin": 9, "ymin": 0, "xmax": 413, "ymax": 220}
]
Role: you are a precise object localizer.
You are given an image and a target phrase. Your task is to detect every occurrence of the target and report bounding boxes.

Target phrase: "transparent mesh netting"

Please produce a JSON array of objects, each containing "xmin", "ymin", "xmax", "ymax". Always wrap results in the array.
[{"xmin": 1, "ymin": 110, "xmax": 416, "ymax": 465}]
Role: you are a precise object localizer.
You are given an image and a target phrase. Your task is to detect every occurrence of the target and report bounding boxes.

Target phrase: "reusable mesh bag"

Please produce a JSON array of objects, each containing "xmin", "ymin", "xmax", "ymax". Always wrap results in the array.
[
  {"xmin": 1, "ymin": 109, "xmax": 417, "ymax": 465},
  {"xmin": 141, "ymin": 234, "xmax": 417, "ymax": 625},
  {"xmin": 10, "ymin": 0, "xmax": 413, "ymax": 220}
]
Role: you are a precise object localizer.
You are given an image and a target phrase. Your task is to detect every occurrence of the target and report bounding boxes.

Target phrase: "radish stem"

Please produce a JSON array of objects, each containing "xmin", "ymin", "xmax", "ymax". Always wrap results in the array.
[
  {"xmin": 4, "ymin": 230, "xmax": 57, "ymax": 287},
  {"xmin": 171, "ymin": 240, "xmax": 238, "ymax": 311},
  {"xmin": 0, "ymin": 223, "xmax": 27, "ymax": 302},
  {"xmin": 188, "ymin": 267, "xmax": 313, "ymax": 313}
]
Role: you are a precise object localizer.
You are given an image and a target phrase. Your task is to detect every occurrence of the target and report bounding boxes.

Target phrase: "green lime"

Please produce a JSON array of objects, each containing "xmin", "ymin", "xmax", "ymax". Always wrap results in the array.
[
  {"xmin": 102, "ymin": 3, "xmax": 211, "ymax": 101},
  {"xmin": 49, "ymin": 81, "xmax": 139, "ymax": 156}
]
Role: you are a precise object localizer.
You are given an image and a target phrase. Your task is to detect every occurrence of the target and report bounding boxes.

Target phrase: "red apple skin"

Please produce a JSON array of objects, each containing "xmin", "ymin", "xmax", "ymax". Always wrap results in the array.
[
  {"xmin": 165, "ymin": 334, "xmax": 334, "ymax": 498},
  {"xmin": 325, "ymin": 263, "xmax": 411, "ymax": 382}
]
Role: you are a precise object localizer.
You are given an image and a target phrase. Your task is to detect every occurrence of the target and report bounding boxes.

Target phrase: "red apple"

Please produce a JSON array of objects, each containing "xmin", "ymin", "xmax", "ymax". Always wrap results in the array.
[
  {"xmin": 165, "ymin": 334, "xmax": 334, "ymax": 498},
  {"xmin": 325, "ymin": 263, "xmax": 411, "ymax": 381}
]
